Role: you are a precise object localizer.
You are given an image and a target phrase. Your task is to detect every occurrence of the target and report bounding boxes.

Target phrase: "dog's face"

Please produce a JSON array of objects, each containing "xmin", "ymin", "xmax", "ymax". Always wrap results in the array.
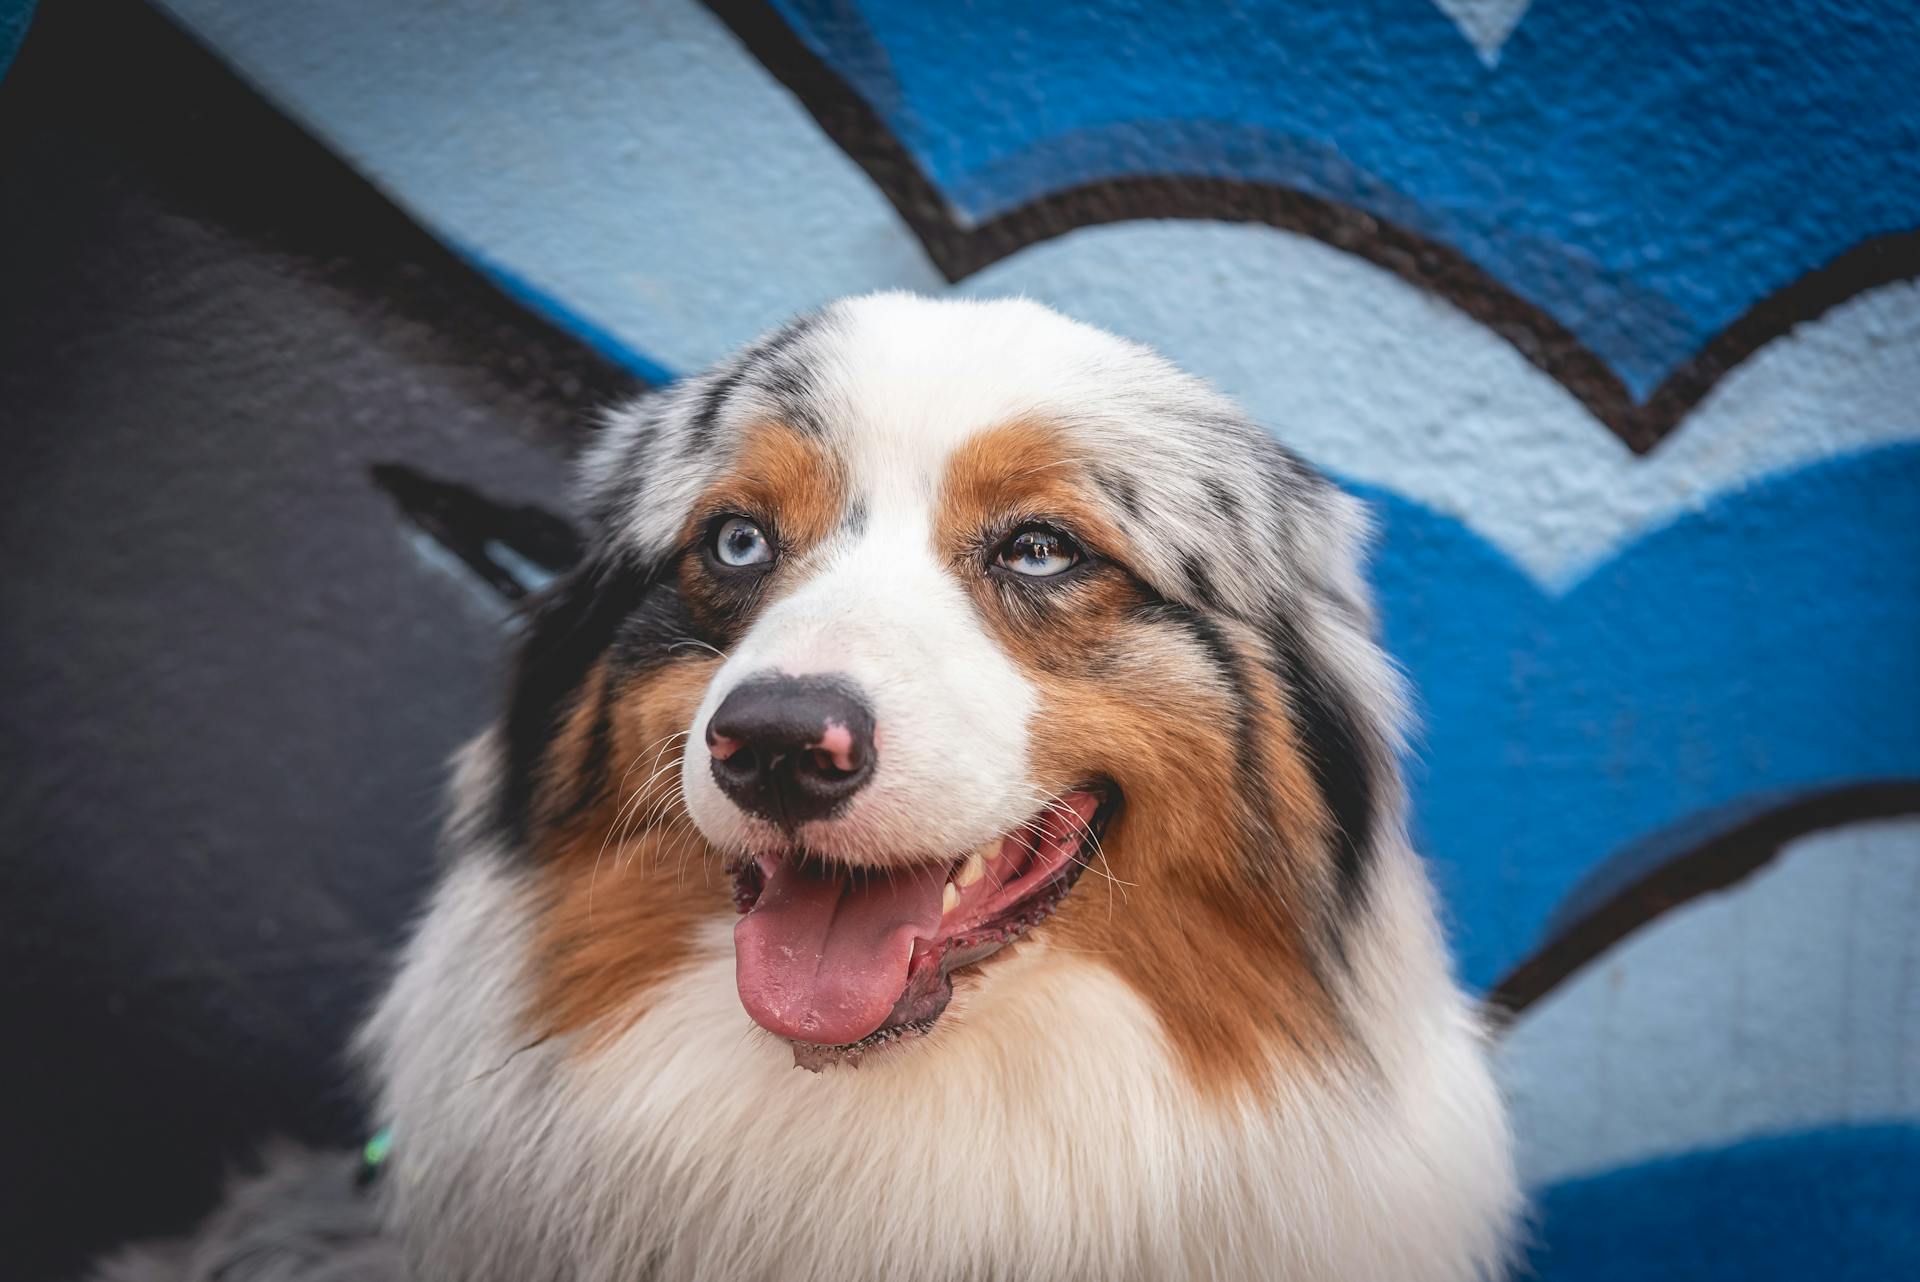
[{"xmin": 502, "ymin": 294, "xmax": 1396, "ymax": 1087}]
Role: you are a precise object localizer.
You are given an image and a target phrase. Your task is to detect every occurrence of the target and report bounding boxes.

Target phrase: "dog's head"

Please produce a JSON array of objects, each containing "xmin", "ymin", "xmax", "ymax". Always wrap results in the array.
[{"xmin": 495, "ymin": 294, "xmax": 1401, "ymax": 1086}]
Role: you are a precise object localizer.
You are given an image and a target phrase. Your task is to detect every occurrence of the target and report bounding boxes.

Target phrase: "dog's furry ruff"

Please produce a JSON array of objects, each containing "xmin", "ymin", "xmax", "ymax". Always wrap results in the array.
[{"xmin": 357, "ymin": 836, "xmax": 1513, "ymax": 1281}]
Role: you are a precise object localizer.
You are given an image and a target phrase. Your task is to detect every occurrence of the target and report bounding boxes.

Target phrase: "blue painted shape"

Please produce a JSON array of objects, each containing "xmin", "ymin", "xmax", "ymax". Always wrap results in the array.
[
  {"xmin": 774, "ymin": 0, "xmax": 1920, "ymax": 398},
  {"xmin": 462, "ymin": 247, "xmax": 679, "ymax": 386},
  {"xmin": 1360, "ymin": 445, "xmax": 1920, "ymax": 987},
  {"xmin": 0, "ymin": 0, "xmax": 35, "ymax": 81},
  {"xmin": 1529, "ymin": 1126, "xmax": 1920, "ymax": 1281}
]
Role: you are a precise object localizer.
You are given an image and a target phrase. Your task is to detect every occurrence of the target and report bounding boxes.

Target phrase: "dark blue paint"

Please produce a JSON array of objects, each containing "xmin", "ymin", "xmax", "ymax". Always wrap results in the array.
[
  {"xmin": 0, "ymin": 0, "xmax": 35, "ymax": 81},
  {"xmin": 1529, "ymin": 1126, "xmax": 1920, "ymax": 1281},
  {"xmin": 1359, "ymin": 445, "xmax": 1920, "ymax": 986},
  {"xmin": 775, "ymin": 0, "xmax": 1920, "ymax": 398}
]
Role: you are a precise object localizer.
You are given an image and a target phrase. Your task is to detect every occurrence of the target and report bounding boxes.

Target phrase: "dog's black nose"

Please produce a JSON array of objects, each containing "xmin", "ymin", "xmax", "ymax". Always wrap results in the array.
[{"xmin": 706, "ymin": 676, "xmax": 875, "ymax": 828}]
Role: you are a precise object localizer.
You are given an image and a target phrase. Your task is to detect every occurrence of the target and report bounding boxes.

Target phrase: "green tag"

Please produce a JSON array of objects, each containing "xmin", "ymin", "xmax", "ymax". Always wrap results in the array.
[{"xmin": 362, "ymin": 1125, "xmax": 394, "ymax": 1169}]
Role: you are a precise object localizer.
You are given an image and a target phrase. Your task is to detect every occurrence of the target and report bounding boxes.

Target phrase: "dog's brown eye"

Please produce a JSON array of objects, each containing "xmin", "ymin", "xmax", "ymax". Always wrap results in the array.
[
  {"xmin": 713, "ymin": 516, "xmax": 773, "ymax": 568},
  {"xmin": 994, "ymin": 526, "xmax": 1081, "ymax": 578}
]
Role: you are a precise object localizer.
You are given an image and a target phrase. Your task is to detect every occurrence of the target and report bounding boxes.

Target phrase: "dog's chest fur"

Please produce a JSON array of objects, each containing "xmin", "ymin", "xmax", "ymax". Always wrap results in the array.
[{"xmin": 361, "ymin": 854, "xmax": 1513, "ymax": 1282}]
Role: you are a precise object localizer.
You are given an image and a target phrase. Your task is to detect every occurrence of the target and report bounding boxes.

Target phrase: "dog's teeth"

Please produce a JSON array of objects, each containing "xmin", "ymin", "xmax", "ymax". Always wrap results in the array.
[
  {"xmin": 942, "ymin": 882, "xmax": 960, "ymax": 915},
  {"xmin": 956, "ymin": 852, "xmax": 988, "ymax": 888}
]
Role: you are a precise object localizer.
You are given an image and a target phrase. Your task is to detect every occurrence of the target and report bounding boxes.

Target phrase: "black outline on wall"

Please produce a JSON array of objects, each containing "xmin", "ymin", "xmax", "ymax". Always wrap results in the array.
[
  {"xmin": 1486, "ymin": 780, "xmax": 1920, "ymax": 1024},
  {"xmin": 703, "ymin": 0, "xmax": 1920, "ymax": 456}
]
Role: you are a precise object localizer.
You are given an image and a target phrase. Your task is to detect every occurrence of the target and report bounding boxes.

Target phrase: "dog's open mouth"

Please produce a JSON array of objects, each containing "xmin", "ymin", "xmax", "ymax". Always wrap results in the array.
[{"xmin": 727, "ymin": 785, "xmax": 1114, "ymax": 1069}]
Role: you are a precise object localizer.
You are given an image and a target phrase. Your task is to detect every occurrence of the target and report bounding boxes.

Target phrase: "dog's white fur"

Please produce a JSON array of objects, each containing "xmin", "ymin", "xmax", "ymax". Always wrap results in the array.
[
  {"xmin": 363, "ymin": 820, "xmax": 1513, "ymax": 1280},
  {"xmin": 360, "ymin": 296, "xmax": 1521, "ymax": 1280}
]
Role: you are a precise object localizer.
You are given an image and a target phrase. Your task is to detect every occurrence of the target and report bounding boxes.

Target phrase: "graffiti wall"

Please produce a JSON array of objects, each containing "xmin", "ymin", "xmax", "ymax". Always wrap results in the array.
[{"xmin": 2, "ymin": 0, "xmax": 1915, "ymax": 1277}]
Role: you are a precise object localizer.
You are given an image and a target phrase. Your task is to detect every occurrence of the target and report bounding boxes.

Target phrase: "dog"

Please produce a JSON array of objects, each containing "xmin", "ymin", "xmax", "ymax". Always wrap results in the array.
[{"xmin": 100, "ymin": 294, "xmax": 1519, "ymax": 1281}]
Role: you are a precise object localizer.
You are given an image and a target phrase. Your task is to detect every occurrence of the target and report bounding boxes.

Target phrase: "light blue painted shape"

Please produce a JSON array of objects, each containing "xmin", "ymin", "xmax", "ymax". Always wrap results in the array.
[
  {"xmin": 463, "ymin": 248, "xmax": 679, "ymax": 385},
  {"xmin": 1501, "ymin": 818, "xmax": 1920, "ymax": 1184},
  {"xmin": 775, "ymin": 0, "xmax": 1920, "ymax": 398},
  {"xmin": 1360, "ymin": 444, "xmax": 1920, "ymax": 986}
]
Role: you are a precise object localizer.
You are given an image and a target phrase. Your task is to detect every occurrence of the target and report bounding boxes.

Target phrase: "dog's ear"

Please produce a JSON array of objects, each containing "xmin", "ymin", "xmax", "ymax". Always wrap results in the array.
[
  {"xmin": 496, "ymin": 551, "xmax": 662, "ymax": 845},
  {"xmin": 1249, "ymin": 453, "xmax": 1400, "ymax": 916},
  {"xmin": 1262, "ymin": 611, "xmax": 1386, "ymax": 913}
]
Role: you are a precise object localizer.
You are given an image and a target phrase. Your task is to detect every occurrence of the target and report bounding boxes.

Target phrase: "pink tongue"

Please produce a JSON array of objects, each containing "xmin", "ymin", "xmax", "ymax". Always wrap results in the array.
[{"xmin": 734, "ymin": 858, "xmax": 947, "ymax": 1045}]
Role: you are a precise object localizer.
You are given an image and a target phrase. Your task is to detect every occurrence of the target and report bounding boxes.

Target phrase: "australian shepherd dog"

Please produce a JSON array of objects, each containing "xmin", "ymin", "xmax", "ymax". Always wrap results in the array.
[{"xmin": 106, "ymin": 295, "xmax": 1519, "ymax": 1281}]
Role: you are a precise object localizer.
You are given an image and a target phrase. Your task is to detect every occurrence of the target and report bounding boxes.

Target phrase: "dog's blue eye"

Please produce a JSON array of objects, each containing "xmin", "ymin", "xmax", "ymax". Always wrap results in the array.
[
  {"xmin": 714, "ymin": 517, "xmax": 773, "ymax": 567},
  {"xmin": 995, "ymin": 526, "xmax": 1081, "ymax": 577}
]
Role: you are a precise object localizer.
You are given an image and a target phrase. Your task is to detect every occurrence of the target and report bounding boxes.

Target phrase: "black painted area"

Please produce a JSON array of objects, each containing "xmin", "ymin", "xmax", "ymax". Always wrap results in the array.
[
  {"xmin": 0, "ymin": 2, "xmax": 627, "ymax": 1276},
  {"xmin": 371, "ymin": 463, "xmax": 585, "ymax": 600}
]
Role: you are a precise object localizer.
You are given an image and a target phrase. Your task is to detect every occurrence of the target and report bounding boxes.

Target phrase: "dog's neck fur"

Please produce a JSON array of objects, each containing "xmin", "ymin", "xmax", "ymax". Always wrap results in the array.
[{"xmin": 359, "ymin": 788, "xmax": 1515, "ymax": 1282}]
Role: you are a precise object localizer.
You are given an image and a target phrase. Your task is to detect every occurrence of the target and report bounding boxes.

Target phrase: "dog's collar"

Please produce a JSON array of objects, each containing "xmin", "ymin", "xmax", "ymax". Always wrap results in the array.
[{"xmin": 355, "ymin": 1124, "xmax": 394, "ymax": 1190}]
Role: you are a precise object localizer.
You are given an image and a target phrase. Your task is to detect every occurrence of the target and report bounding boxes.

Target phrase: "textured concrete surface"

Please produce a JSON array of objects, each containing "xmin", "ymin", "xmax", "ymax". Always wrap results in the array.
[{"xmin": 4, "ymin": 0, "xmax": 1917, "ymax": 1275}]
